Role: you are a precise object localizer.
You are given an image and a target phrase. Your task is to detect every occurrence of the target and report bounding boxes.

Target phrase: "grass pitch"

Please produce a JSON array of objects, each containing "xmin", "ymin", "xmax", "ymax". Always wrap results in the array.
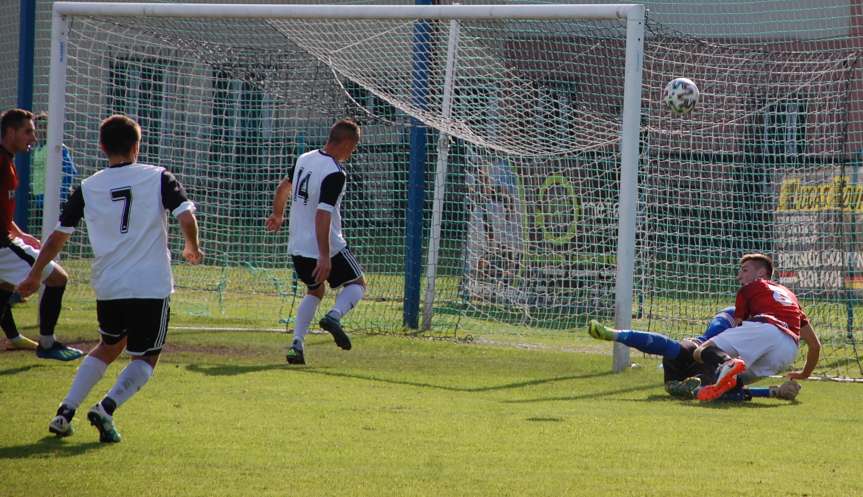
[{"xmin": 2, "ymin": 307, "xmax": 862, "ymax": 497}]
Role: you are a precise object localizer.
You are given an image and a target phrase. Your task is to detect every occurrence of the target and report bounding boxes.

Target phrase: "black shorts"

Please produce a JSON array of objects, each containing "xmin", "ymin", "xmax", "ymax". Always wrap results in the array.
[
  {"xmin": 661, "ymin": 339, "xmax": 701, "ymax": 383},
  {"xmin": 97, "ymin": 297, "xmax": 171, "ymax": 357},
  {"xmin": 292, "ymin": 248, "xmax": 364, "ymax": 290}
]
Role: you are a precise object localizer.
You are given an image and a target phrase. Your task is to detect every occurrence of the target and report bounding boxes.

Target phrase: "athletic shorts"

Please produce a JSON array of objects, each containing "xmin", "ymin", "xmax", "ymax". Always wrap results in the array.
[
  {"xmin": 661, "ymin": 339, "xmax": 701, "ymax": 383},
  {"xmin": 97, "ymin": 297, "xmax": 171, "ymax": 357},
  {"xmin": 708, "ymin": 320, "xmax": 799, "ymax": 378},
  {"xmin": 292, "ymin": 247, "xmax": 364, "ymax": 291},
  {"xmin": 0, "ymin": 237, "xmax": 59, "ymax": 285}
]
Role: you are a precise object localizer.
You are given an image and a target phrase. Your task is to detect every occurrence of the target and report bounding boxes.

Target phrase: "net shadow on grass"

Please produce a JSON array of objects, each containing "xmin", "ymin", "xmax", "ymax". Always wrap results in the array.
[
  {"xmin": 0, "ymin": 437, "xmax": 104, "ymax": 460},
  {"xmin": 185, "ymin": 363, "xmax": 287, "ymax": 376},
  {"xmin": 501, "ymin": 382, "xmax": 663, "ymax": 403},
  {"xmin": 185, "ymin": 362, "xmax": 614, "ymax": 393},
  {"xmin": 0, "ymin": 364, "xmax": 47, "ymax": 376}
]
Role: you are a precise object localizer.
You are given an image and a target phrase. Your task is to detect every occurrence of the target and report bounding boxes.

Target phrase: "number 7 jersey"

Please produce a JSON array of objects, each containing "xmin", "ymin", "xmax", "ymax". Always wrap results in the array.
[
  {"xmin": 287, "ymin": 150, "xmax": 347, "ymax": 259},
  {"xmin": 56, "ymin": 162, "xmax": 195, "ymax": 299}
]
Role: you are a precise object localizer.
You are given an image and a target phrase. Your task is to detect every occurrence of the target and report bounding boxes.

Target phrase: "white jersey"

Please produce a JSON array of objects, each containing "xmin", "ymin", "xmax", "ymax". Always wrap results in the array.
[
  {"xmin": 56, "ymin": 162, "xmax": 195, "ymax": 299},
  {"xmin": 287, "ymin": 150, "xmax": 347, "ymax": 259}
]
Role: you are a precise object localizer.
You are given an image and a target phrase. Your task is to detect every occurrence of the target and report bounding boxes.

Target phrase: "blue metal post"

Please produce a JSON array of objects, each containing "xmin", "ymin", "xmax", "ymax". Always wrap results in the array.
[
  {"xmin": 15, "ymin": 0, "xmax": 36, "ymax": 232},
  {"xmin": 404, "ymin": 0, "xmax": 431, "ymax": 329}
]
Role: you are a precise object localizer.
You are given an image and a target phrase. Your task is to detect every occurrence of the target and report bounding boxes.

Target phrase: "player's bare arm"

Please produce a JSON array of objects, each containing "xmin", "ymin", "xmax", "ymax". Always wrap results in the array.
[
  {"xmin": 16, "ymin": 231, "xmax": 72, "ymax": 297},
  {"xmin": 312, "ymin": 209, "xmax": 332, "ymax": 284},
  {"xmin": 178, "ymin": 210, "xmax": 203, "ymax": 264},
  {"xmin": 266, "ymin": 177, "xmax": 292, "ymax": 232},
  {"xmin": 8, "ymin": 220, "xmax": 41, "ymax": 248},
  {"xmin": 786, "ymin": 322, "xmax": 821, "ymax": 380}
]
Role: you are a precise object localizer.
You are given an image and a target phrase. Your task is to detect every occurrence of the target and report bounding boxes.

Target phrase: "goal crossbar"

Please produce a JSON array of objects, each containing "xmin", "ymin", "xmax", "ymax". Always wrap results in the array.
[{"xmin": 52, "ymin": 2, "xmax": 642, "ymax": 20}]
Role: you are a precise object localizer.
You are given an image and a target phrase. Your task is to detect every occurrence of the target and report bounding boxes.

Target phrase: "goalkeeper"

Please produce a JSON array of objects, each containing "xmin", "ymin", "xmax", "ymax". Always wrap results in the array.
[{"xmin": 587, "ymin": 307, "xmax": 802, "ymax": 401}]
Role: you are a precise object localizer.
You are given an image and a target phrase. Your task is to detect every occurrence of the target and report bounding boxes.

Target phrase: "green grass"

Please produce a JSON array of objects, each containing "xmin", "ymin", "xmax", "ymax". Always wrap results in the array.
[{"xmin": 2, "ymin": 309, "xmax": 863, "ymax": 497}]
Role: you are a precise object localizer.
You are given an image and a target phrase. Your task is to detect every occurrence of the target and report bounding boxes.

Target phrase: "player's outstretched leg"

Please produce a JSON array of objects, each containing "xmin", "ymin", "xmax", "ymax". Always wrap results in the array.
[
  {"xmin": 588, "ymin": 320, "xmax": 683, "ymax": 359},
  {"xmin": 587, "ymin": 320, "xmax": 617, "ymax": 341},
  {"xmin": 697, "ymin": 358, "xmax": 746, "ymax": 402},
  {"xmin": 87, "ymin": 402, "xmax": 121, "ymax": 443}
]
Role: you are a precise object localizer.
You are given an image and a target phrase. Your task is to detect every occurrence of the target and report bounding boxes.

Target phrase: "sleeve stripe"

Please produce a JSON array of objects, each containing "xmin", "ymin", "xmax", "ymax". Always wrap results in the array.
[
  {"xmin": 172, "ymin": 201, "xmax": 196, "ymax": 217},
  {"xmin": 54, "ymin": 222, "xmax": 75, "ymax": 234}
]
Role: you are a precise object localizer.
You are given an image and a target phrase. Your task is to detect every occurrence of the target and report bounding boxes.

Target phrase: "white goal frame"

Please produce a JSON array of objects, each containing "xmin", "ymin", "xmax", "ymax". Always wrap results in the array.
[{"xmin": 45, "ymin": 2, "xmax": 644, "ymax": 372}]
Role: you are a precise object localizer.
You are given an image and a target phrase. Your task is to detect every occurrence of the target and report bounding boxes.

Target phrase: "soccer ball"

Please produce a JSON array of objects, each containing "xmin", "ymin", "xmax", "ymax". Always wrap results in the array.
[{"xmin": 663, "ymin": 77, "xmax": 699, "ymax": 115}]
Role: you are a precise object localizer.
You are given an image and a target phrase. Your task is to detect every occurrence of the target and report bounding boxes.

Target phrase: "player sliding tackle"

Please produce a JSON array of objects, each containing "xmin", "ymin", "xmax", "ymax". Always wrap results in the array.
[
  {"xmin": 266, "ymin": 119, "xmax": 366, "ymax": 365},
  {"xmin": 588, "ymin": 253, "xmax": 820, "ymax": 401}
]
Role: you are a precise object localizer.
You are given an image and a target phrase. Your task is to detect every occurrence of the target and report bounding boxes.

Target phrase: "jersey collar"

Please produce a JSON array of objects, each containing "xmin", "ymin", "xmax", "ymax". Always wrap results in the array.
[
  {"xmin": 318, "ymin": 149, "xmax": 344, "ymax": 170},
  {"xmin": 108, "ymin": 161, "xmax": 134, "ymax": 168}
]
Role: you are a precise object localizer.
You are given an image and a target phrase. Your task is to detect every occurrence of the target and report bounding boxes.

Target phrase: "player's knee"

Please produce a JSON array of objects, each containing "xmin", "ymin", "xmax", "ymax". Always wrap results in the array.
[
  {"xmin": 308, "ymin": 285, "xmax": 325, "ymax": 299},
  {"xmin": 137, "ymin": 353, "xmax": 160, "ymax": 369},
  {"xmin": 91, "ymin": 340, "xmax": 124, "ymax": 364},
  {"xmin": 45, "ymin": 266, "xmax": 69, "ymax": 286}
]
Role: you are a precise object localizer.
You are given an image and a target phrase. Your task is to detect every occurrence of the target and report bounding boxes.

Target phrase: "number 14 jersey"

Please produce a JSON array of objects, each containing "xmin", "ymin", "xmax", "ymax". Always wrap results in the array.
[
  {"xmin": 287, "ymin": 150, "xmax": 347, "ymax": 259},
  {"xmin": 57, "ymin": 162, "xmax": 195, "ymax": 300}
]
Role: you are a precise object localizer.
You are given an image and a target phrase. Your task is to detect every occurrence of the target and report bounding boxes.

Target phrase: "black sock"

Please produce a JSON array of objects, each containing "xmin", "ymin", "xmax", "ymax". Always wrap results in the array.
[
  {"xmin": 57, "ymin": 404, "xmax": 76, "ymax": 422},
  {"xmin": 699, "ymin": 344, "xmax": 733, "ymax": 383},
  {"xmin": 39, "ymin": 285, "xmax": 66, "ymax": 337},
  {"xmin": 101, "ymin": 397, "xmax": 117, "ymax": 416},
  {"xmin": 0, "ymin": 290, "xmax": 15, "ymax": 339}
]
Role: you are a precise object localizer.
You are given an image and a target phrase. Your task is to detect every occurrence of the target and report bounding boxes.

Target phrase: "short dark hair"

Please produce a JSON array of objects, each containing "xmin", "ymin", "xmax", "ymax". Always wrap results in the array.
[
  {"xmin": 1, "ymin": 108, "xmax": 35, "ymax": 137},
  {"xmin": 100, "ymin": 114, "xmax": 141, "ymax": 156},
  {"xmin": 740, "ymin": 253, "xmax": 774, "ymax": 279},
  {"xmin": 327, "ymin": 119, "xmax": 360, "ymax": 145}
]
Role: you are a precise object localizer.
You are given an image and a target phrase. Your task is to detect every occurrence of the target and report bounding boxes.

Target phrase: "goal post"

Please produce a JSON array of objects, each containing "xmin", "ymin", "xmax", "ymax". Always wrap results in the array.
[{"xmin": 45, "ymin": 2, "xmax": 645, "ymax": 371}]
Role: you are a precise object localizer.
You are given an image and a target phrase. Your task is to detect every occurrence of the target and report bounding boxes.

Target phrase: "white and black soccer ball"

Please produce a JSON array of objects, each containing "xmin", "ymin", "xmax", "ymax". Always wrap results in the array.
[{"xmin": 663, "ymin": 77, "xmax": 699, "ymax": 115}]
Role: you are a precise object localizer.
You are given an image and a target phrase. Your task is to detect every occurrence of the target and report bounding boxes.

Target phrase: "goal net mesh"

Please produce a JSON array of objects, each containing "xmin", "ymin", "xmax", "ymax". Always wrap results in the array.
[{"xmin": 41, "ymin": 7, "xmax": 863, "ymax": 379}]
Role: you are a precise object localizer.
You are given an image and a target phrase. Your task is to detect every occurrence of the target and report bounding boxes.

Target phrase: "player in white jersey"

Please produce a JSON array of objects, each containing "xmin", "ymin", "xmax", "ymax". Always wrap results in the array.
[
  {"xmin": 17, "ymin": 115, "xmax": 202, "ymax": 443},
  {"xmin": 266, "ymin": 119, "xmax": 366, "ymax": 364}
]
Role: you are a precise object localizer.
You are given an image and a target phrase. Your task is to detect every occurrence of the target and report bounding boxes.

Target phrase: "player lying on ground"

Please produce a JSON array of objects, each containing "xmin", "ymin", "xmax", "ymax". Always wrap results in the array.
[
  {"xmin": 588, "ymin": 306, "xmax": 800, "ymax": 401},
  {"xmin": 588, "ymin": 254, "xmax": 820, "ymax": 402}
]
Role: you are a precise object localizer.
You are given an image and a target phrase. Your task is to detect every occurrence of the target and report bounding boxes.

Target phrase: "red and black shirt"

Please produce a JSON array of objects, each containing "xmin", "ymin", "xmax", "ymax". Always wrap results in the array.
[{"xmin": 0, "ymin": 145, "xmax": 18, "ymax": 246}]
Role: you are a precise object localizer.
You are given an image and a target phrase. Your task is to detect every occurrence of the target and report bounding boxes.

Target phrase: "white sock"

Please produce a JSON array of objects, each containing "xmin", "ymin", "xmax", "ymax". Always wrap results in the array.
[
  {"xmin": 105, "ymin": 360, "xmax": 154, "ymax": 409},
  {"xmin": 62, "ymin": 355, "xmax": 108, "ymax": 409},
  {"xmin": 329, "ymin": 284, "xmax": 365, "ymax": 319},
  {"xmin": 293, "ymin": 294, "xmax": 321, "ymax": 350},
  {"xmin": 39, "ymin": 334, "xmax": 55, "ymax": 349}
]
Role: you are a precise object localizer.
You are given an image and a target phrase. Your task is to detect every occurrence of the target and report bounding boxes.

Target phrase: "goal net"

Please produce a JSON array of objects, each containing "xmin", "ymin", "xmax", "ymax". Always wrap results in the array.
[
  {"xmin": 43, "ymin": 2, "xmax": 862, "ymax": 378},
  {"xmin": 45, "ymin": 3, "xmax": 643, "ymax": 339}
]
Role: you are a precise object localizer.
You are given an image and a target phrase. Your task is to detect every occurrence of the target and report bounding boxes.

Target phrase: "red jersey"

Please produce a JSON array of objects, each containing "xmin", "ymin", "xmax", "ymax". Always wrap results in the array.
[
  {"xmin": 734, "ymin": 278, "xmax": 808, "ymax": 344},
  {"xmin": 0, "ymin": 146, "xmax": 17, "ymax": 244}
]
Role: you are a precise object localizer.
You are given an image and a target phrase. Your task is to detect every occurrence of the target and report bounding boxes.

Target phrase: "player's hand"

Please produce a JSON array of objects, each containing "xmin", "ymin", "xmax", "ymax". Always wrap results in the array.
[
  {"xmin": 16, "ymin": 273, "xmax": 41, "ymax": 298},
  {"xmin": 17, "ymin": 233, "xmax": 41, "ymax": 249},
  {"xmin": 785, "ymin": 371, "xmax": 809, "ymax": 381},
  {"xmin": 183, "ymin": 244, "xmax": 203, "ymax": 265},
  {"xmin": 312, "ymin": 258, "xmax": 331, "ymax": 284},
  {"xmin": 265, "ymin": 214, "xmax": 283, "ymax": 232}
]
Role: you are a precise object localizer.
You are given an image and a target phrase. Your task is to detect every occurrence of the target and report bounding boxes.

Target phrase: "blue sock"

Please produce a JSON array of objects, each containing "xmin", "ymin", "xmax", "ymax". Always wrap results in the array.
[
  {"xmin": 747, "ymin": 387, "xmax": 771, "ymax": 398},
  {"xmin": 616, "ymin": 330, "xmax": 681, "ymax": 359}
]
